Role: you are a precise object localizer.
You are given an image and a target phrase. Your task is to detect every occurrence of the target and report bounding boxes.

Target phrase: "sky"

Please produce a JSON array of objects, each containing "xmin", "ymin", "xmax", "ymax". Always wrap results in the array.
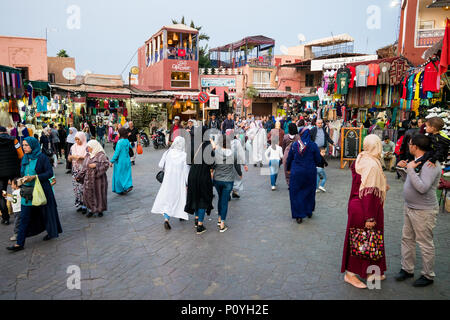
[{"xmin": 0, "ymin": 0, "xmax": 401, "ymax": 79}]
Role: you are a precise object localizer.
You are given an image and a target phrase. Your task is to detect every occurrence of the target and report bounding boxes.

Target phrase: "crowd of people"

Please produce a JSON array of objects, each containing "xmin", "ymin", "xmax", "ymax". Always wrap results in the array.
[{"xmin": 0, "ymin": 110, "xmax": 447, "ymax": 290}]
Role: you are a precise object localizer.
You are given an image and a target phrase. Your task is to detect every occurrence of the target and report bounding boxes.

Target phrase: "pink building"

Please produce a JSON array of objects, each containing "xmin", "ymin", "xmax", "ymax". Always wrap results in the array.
[
  {"xmin": 136, "ymin": 24, "xmax": 200, "ymax": 91},
  {"xmin": 0, "ymin": 35, "xmax": 48, "ymax": 81}
]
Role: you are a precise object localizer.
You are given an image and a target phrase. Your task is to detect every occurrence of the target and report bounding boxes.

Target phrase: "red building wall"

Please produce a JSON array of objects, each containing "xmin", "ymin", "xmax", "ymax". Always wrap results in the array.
[
  {"xmin": 137, "ymin": 45, "xmax": 199, "ymax": 91},
  {"xmin": 398, "ymin": 0, "xmax": 425, "ymax": 66}
]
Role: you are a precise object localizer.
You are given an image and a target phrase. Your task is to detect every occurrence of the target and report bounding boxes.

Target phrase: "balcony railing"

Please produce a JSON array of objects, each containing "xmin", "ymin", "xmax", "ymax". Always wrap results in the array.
[
  {"xmin": 416, "ymin": 28, "xmax": 445, "ymax": 47},
  {"xmin": 147, "ymin": 47, "xmax": 198, "ymax": 66},
  {"xmin": 211, "ymin": 55, "xmax": 274, "ymax": 68}
]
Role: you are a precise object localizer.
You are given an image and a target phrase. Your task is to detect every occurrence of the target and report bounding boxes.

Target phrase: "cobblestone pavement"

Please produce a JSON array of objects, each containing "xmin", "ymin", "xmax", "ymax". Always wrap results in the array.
[{"xmin": 0, "ymin": 143, "xmax": 449, "ymax": 300}]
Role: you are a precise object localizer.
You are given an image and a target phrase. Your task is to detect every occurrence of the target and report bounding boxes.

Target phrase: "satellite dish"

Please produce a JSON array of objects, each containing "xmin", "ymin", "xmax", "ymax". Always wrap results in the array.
[
  {"xmin": 130, "ymin": 66, "xmax": 139, "ymax": 75},
  {"xmin": 297, "ymin": 33, "xmax": 306, "ymax": 43},
  {"xmin": 83, "ymin": 70, "xmax": 92, "ymax": 76},
  {"xmin": 280, "ymin": 45, "xmax": 289, "ymax": 55},
  {"xmin": 62, "ymin": 67, "xmax": 77, "ymax": 80}
]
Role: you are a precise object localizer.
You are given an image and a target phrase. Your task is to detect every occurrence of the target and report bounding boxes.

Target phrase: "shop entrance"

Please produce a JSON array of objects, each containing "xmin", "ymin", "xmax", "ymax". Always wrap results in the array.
[{"xmin": 252, "ymin": 103, "xmax": 272, "ymax": 117}]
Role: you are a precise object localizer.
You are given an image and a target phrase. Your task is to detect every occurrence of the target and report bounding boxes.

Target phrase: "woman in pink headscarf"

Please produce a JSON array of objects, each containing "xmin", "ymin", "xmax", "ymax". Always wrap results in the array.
[{"xmin": 68, "ymin": 132, "xmax": 88, "ymax": 214}]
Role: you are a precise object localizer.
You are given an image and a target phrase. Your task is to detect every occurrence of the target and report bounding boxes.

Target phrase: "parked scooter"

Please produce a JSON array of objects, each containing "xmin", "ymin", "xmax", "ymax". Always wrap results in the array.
[
  {"xmin": 152, "ymin": 129, "xmax": 167, "ymax": 149},
  {"xmin": 139, "ymin": 129, "xmax": 150, "ymax": 147}
]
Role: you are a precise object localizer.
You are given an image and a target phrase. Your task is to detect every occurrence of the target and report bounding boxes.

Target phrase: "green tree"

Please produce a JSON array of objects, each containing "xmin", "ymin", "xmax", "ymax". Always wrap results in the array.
[
  {"xmin": 56, "ymin": 49, "xmax": 69, "ymax": 57},
  {"xmin": 245, "ymin": 86, "xmax": 259, "ymax": 99},
  {"xmin": 171, "ymin": 17, "xmax": 211, "ymax": 68}
]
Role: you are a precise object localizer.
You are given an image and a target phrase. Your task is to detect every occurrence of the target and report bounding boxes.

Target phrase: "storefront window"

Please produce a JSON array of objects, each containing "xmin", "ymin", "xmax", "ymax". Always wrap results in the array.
[{"xmin": 171, "ymin": 72, "xmax": 191, "ymax": 88}]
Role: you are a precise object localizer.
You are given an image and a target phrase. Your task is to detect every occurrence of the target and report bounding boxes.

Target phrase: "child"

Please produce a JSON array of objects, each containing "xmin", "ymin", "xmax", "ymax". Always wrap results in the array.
[
  {"xmin": 264, "ymin": 143, "xmax": 284, "ymax": 191},
  {"xmin": 425, "ymin": 117, "xmax": 450, "ymax": 165},
  {"xmin": 316, "ymin": 148, "xmax": 328, "ymax": 193},
  {"xmin": 2, "ymin": 178, "xmax": 21, "ymax": 241}
]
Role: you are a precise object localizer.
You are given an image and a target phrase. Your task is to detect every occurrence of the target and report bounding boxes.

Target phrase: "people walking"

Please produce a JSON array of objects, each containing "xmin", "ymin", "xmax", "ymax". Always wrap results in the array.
[
  {"xmin": 65, "ymin": 127, "xmax": 77, "ymax": 174},
  {"xmin": 268, "ymin": 121, "xmax": 284, "ymax": 147},
  {"xmin": 211, "ymin": 135, "xmax": 242, "ymax": 232},
  {"xmin": 3, "ymin": 178, "xmax": 21, "ymax": 241},
  {"xmin": 286, "ymin": 128, "xmax": 321, "ymax": 224},
  {"xmin": 76, "ymin": 140, "xmax": 110, "ymax": 218},
  {"xmin": 282, "ymin": 123, "xmax": 299, "ymax": 186},
  {"xmin": 395, "ymin": 134, "xmax": 441, "ymax": 287},
  {"xmin": 110, "ymin": 128, "xmax": 133, "ymax": 195},
  {"xmin": 341, "ymin": 135, "xmax": 388, "ymax": 289},
  {"xmin": 127, "ymin": 121, "xmax": 140, "ymax": 166},
  {"xmin": 7, "ymin": 137, "xmax": 62, "ymax": 252},
  {"xmin": 316, "ymin": 148, "xmax": 328, "ymax": 193},
  {"xmin": 152, "ymin": 136, "xmax": 190, "ymax": 230},
  {"xmin": 310, "ymin": 119, "xmax": 335, "ymax": 150},
  {"xmin": 231, "ymin": 129, "xmax": 248, "ymax": 198},
  {"xmin": 0, "ymin": 126, "xmax": 22, "ymax": 225},
  {"xmin": 49, "ymin": 123, "xmax": 60, "ymax": 159},
  {"xmin": 96, "ymin": 122, "xmax": 107, "ymax": 148},
  {"xmin": 185, "ymin": 130, "xmax": 214, "ymax": 234},
  {"xmin": 169, "ymin": 116, "xmax": 183, "ymax": 146},
  {"xmin": 247, "ymin": 119, "xmax": 266, "ymax": 167},
  {"xmin": 68, "ymin": 132, "xmax": 88, "ymax": 214},
  {"xmin": 265, "ymin": 141, "xmax": 283, "ymax": 191}
]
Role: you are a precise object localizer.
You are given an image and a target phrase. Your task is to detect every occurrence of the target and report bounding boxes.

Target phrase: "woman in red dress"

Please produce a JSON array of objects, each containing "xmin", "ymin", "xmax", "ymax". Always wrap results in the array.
[{"xmin": 341, "ymin": 134, "xmax": 389, "ymax": 289}]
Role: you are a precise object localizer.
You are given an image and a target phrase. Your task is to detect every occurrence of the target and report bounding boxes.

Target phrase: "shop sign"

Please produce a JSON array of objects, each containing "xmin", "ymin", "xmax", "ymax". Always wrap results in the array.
[
  {"xmin": 235, "ymin": 98, "xmax": 243, "ymax": 108},
  {"xmin": 209, "ymin": 96, "xmax": 219, "ymax": 110},
  {"xmin": 172, "ymin": 61, "xmax": 191, "ymax": 71},
  {"xmin": 201, "ymin": 78, "xmax": 236, "ymax": 88},
  {"xmin": 311, "ymin": 55, "xmax": 378, "ymax": 71},
  {"xmin": 244, "ymin": 99, "xmax": 252, "ymax": 108}
]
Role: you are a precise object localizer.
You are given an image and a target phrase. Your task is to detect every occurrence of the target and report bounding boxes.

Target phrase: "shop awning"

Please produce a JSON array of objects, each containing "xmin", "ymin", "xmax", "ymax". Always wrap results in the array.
[
  {"xmin": 133, "ymin": 97, "xmax": 173, "ymax": 103},
  {"xmin": 0, "ymin": 65, "xmax": 21, "ymax": 74},
  {"xmin": 24, "ymin": 80, "xmax": 50, "ymax": 90},
  {"xmin": 301, "ymin": 96, "xmax": 319, "ymax": 102},
  {"xmin": 87, "ymin": 93, "xmax": 131, "ymax": 99}
]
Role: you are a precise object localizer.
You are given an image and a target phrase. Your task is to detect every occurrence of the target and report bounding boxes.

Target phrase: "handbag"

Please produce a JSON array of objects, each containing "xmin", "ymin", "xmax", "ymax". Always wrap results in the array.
[
  {"xmin": 32, "ymin": 177, "xmax": 47, "ymax": 206},
  {"xmin": 137, "ymin": 144, "xmax": 143, "ymax": 155},
  {"xmin": 349, "ymin": 228, "xmax": 384, "ymax": 261},
  {"xmin": 20, "ymin": 185, "xmax": 34, "ymax": 203}
]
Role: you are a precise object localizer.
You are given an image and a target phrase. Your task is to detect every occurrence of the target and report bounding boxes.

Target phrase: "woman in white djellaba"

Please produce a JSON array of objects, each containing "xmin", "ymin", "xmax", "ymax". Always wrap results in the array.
[
  {"xmin": 246, "ymin": 118, "xmax": 266, "ymax": 167},
  {"xmin": 151, "ymin": 136, "xmax": 190, "ymax": 230}
]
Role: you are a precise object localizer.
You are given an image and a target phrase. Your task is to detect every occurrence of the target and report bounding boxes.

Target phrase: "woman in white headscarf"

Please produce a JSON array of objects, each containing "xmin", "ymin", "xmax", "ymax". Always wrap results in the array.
[
  {"xmin": 68, "ymin": 132, "xmax": 88, "ymax": 213},
  {"xmin": 65, "ymin": 127, "xmax": 77, "ymax": 173},
  {"xmin": 151, "ymin": 136, "xmax": 190, "ymax": 230},
  {"xmin": 76, "ymin": 140, "xmax": 110, "ymax": 218}
]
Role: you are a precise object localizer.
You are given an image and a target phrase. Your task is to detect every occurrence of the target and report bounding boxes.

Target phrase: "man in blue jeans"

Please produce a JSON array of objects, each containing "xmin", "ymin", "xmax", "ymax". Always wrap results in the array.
[{"xmin": 316, "ymin": 148, "xmax": 328, "ymax": 193}]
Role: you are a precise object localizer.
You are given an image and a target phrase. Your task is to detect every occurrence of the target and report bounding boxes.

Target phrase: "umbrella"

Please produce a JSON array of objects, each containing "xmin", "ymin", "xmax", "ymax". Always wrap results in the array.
[{"xmin": 182, "ymin": 109, "xmax": 197, "ymax": 115}]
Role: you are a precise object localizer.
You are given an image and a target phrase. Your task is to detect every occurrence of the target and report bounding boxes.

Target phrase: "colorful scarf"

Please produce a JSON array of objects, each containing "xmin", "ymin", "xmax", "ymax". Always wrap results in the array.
[
  {"xmin": 71, "ymin": 132, "xmax": 87, "ymax": 157},
  {"xmin": 355, "ymin": 134, "xmax": 387, "ymax": 203}
]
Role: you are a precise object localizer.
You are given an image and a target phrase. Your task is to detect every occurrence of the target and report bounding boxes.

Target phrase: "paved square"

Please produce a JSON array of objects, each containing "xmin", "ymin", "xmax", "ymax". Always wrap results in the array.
[{"xmin": 1, "ymin": 145, "xmax": 449, "ymax": 300}]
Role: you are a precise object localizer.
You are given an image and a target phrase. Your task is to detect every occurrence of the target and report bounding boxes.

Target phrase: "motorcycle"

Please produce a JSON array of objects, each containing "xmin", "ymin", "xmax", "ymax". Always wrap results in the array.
[
  {"xmin": 139, "ymin": 130, "xmax": 150, "ymax": 147},
  {"xmin": 152, "ymin": 129, "xmax": 167, "ymax": 149}
]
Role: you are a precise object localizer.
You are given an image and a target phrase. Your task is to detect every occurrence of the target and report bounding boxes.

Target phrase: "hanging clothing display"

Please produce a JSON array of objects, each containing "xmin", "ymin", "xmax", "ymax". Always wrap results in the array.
[
  {"xmin": 355, "ymin": 65, "xmax": 369, "ymax": 87},
  {"xmin": 35, "ymin": 95, "xmax": 49, "ymax": 112},
  {"xmin": 367, "ymin": 63, "xmax": 380, "ymax": 86},
  {"xmin": 378, "ymin": 62, "xmax": 391, "ymax": 85}
]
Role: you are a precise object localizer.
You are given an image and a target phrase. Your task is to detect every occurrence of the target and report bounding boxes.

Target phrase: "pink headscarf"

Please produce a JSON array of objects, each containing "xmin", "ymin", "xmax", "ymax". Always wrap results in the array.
[{"xmin": 71, "ymin": 132, "xmax": 87, "ymax": 157}]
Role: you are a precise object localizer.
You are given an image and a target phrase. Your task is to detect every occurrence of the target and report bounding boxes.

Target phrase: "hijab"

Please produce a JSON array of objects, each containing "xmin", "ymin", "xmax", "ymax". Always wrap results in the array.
[
  {"xmin": 66, "ymin": 127, "xmax": 77, "ymax": 144},
  {"xmin": 87, "ymin": 139, "xmax": 105, "ymax": 159},
  {"xmin": 71, "ymin": 132, "xmax": 87, "ymax": 157},
  {"xmin": 355, "ymin": 134, "xmax": 387, "ymax": 203},
  {"xmin": 22, "ymin": 137, "xmax": 42, "ymax": 167},
  {"xmin": 170, "ymin": 136, "xmax": 185, "ymax": 152},
  {"xmin": 297, "ymin": 127, "xmax": 310, "ymax": 155}
]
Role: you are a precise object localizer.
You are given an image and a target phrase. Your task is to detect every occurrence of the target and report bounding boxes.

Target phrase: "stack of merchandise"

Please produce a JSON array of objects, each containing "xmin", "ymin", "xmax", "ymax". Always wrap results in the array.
[{"xmin": 425, "ymin": 106, "xmax": 450, "ymax": 136}]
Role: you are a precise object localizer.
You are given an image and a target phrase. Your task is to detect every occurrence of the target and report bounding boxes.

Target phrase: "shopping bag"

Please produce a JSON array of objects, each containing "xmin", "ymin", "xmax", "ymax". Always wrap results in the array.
[
  {"xmin": 349, "ymin": 228, "xmax": 384, "ymax": 261},
  {"xmin": 137, "ymin": 144, "xmax": 143, "ymax": 155},
  {"xmin": 32, "ymin": 177, "xmax": 47, "ymax": 206}
]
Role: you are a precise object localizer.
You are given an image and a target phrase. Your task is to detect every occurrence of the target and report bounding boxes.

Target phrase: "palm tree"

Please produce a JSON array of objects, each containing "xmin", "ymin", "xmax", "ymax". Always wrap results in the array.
[
  {"xmin": 171, "ymin": 17, "xmax": 211, "ymax": 68},
  {"xmin": 57, "ymin": 49, "xmax": 69, "ymax": 57}
]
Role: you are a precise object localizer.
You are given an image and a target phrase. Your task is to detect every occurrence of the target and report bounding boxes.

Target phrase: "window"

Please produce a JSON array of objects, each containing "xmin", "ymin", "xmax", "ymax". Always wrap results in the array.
[
  {"xmin": 253, "ymin": 70, "xmax": 271, "ymax": 88},
  {"xmin": 305, "ymin": 74, "xmax": 314, "ymax": 87},
  {"xmin": 419, "ymin": 21, "xmax": 435, "ymax": 30},
  {"xmin": 286, "ymin": 86, "xmax": 292, "ymax": 92},
  {"xmin": 48, "ymin": 73, "xmax": 56, "ymax": 83},
  {"xmin": 171, "ymin": 72, "xmax": 191, "ymax": 88}
]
